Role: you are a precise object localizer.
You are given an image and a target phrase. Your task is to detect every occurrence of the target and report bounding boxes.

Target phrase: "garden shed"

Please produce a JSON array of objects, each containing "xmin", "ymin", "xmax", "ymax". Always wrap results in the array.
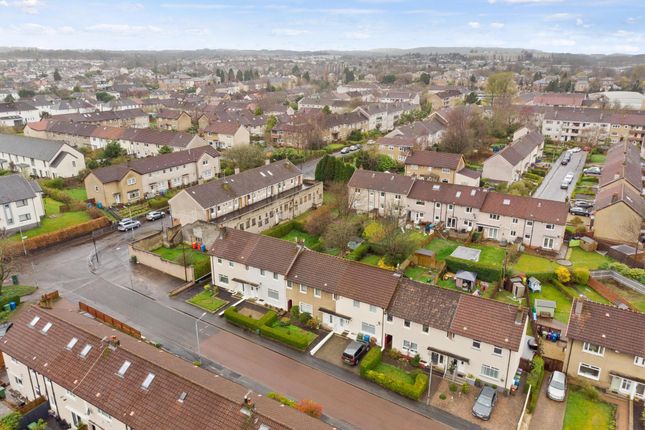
[
  {"xmin": 535, "ymin": 299, "xmax": 556, "ymax": 318},
  {"xmin": 579, "ymin": 236, "xmax": 597, "ymax": 252},
  {"xmin": 528, "ymin": 277, "xmax": 541, "ymax": 293},
  {"xmin": 412, "ymin": 248, "xmax": 436, "ymax": 267},
  {"xmin": 455, "ymin": 270, "xmax": 477, "ymax": 291}
]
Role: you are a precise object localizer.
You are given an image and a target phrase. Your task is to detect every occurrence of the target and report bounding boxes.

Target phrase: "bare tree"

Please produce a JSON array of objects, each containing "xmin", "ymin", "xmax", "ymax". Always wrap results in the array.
[
  {"xmin": 0, "ymin": 232, "xmax": 18, "ymax": 295},
  {"xmin": 328, "ymin": 181, "xmax": 355, "ymax": 218},
  {"xmin": 322, "ymin": 219, "xmax": 360, "ymax": 256},
  {"xmin": 224, "ymin": 144, "xmax": 266, "ymax": 171},
  {"xmin": 438, "ymin": 107, "xmax": 475, "ymax": 154},
  {"xmin": 377, "ymin": 216, "xmax": 417, "ymax": 266}
]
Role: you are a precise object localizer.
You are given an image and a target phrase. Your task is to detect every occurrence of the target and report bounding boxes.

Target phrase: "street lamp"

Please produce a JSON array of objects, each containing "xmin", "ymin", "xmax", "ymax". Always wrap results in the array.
[
  {"xmin": 425, "ymin": 360, "xmax": 433, "ymax": 406},
  {"xmin": 195, "ymin": 312, "xmax": 207, "ymax": 364}
]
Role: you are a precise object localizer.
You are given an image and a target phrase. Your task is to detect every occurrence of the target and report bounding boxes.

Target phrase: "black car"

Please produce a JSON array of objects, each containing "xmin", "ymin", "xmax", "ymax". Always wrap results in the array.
[
  {"xmin": 569, "ymin": 206, "xmax": 591, "ymax": 217},
  {"xmin": 342, "ymin": 340, "xmax": 369, "ymax": 365}
]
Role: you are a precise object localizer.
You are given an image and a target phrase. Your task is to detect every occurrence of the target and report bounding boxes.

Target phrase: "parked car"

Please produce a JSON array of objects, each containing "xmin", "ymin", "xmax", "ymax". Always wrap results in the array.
[
  {"xmin": 341, "ymin": 340, "xmax": 369, "ymax": 365},
  {"xmin": 561, "ymin": 152, "xmax": 572, "ymax": 165},
  {"xmin": 572, "ymin": 200, "xmax": 593, "ymax": 209},
  {"xmin": 117, "ymin": 217, "xmax": 134, "ymax": 227},
  {"xmin": 569, "ymin": 206, "xmax": 591, "ymax": 217},
  {"xmin": 547, "ymin": 371, "xmax": 567, "ymax": 401},
  {"xmin": 146, "ymin": 210, "xmax": 165, "ymax": 221},
  {"xmin": 340, "ymin": 147, "xmax": 350, "ymax": 154},
  {"xmin": 349, "ymin": 145, "xmax": 358, "ymax": 151},
  {"xmin": 472, "ymin": 386, "xmax": 497, "ymax": 421},
  {"xmin": 583, "ymin": 166, "xmax": 601, "ymax": 175},
  {"xmin": 569, "ymin": 147, "xmax": 582, "ymax": 153},
  {"xmin": 117, "ymin": 219, "xmax": 141, "ymax": 231}
]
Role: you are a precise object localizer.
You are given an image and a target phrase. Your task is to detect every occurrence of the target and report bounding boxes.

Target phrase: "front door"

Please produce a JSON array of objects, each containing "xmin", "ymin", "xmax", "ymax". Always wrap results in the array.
[{"xmin": 431, "ymin": 352, "xmax": 445, "ymax": 368}]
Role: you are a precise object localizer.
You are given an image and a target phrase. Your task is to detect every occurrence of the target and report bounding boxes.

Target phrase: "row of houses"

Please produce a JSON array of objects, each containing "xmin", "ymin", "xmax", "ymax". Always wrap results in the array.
[
  {"xmin": 482, "ymin": 128, "xmax": 545, "ymax": 184},
  {"xmin": 0, "ymin": 134, "xmax": 86, "ymax": 178},
  {"xmin": 209, "ymin": 227, "xmax": 528, "ymax": 390},
  {"xmin": 348, "ymin": 169, "xmax": 568, "ymax": 252}
]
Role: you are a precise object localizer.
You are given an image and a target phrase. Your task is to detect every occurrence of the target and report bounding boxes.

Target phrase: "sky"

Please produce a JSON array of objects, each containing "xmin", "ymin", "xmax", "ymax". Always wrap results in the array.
[{"xmin": 0, "ymin": 0, "xmax": 643, "ymax": 54}]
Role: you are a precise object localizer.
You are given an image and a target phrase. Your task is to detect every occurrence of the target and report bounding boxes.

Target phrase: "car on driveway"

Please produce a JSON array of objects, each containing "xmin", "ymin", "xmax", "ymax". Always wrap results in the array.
[
  {"xmin": 561, "ymin": 152, "xmax": 572, "ymax": 165},
  {"xmin": 341, "ymin": 340, "xmax": 369, "ymax": 365},
  {"xmin": 472, "ymin": 386, "xmax": 497, "ymax": 420},
  {"xmin": 146, "ymin": 210, "xmax": 165, "ymax": 221},
  {"xmin": 117, "ymin": 219, "xmax": 141, "ymax": 231},
  {"xmin": 583, "ymin": 166, "xmax": 601, "ymax": 175},
  {"xmin": 340, "ymin": 147, "xmax": 350, "ymax": 154},
  {"xmin": 569, "ymin": 206, "xmax": 591, "ymax": 217},
  {"xmin": 569, "ymin": 147, "xmax": 582, "ymax": 153},
  {"xmin": 572, "ymin": 200, "xmax": 593, "ymax": 209},
  {"xmin": 547, "ymin": 371, "xmax": 567, "ymax": 401},
  {"xmin": 349, "ymin": 145, "xmax": 358, "ymax": 151}
]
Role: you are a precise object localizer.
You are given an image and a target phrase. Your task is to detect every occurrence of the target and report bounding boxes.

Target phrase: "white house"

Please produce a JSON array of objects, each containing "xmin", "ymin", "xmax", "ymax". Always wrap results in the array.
[
  {"xmin": 0, "ymin": 174, "xmax": 45, "ymax": 233},
  {"xmin": 482, "ymin": 128, "xmax": 544, "ymax": 184},
  {"xmin": 0, "ymin": 135, "xmax": 86, "ymax": 178}
]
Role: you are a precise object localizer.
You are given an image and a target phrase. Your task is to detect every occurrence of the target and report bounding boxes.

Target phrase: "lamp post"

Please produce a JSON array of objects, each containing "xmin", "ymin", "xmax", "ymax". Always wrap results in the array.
[
  {"xmin": 18, "ymin": 227, "xmax": 27, "ymax": 256},
  {"xmin": 425, "ymin": 360, "xmax": 433, "ymax": 406},
  {"xmin": 195, "ymin": 312, "xmax": 207, "ymax": 364}
]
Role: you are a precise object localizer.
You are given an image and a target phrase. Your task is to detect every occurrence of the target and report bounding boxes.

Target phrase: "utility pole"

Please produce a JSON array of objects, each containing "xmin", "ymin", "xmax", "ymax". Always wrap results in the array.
[
  {"xmin": 425, "ymin": 361, "xmax": 433, "ymax": 406},
  {"xmin": 195, "ymin": 312, "xmax": 207, "ymax": 364}
]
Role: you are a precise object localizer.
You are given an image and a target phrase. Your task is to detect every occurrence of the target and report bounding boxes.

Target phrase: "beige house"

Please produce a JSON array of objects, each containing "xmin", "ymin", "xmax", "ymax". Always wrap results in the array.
[
  {"xmin": 564, "ymin": 299, "xmax": 645, "ymax": 400},
  {"xmin": 482, "ymin": 128, "xmax": 544, "ymax": 183},
  {"xmin": 348, "ymin": 169, "xmax": 415, "ymax": 217},
  {"xmin": 85, "ymin": 146, "xmax": 220, "ymax": 207},
  {"xmin": 375, "ymin": 136, "xmax": 416, "ymax": 163},
  {"xmin": 404, "ymin": 150, "xmax": 479, "ymax": 185},
  {"xmin": 156, "ymin": 109, "xmax": 192, "ymax": 131},
  {"xmin": 204, "ymin": 121, "xmax": 250, "ymax": 149}
]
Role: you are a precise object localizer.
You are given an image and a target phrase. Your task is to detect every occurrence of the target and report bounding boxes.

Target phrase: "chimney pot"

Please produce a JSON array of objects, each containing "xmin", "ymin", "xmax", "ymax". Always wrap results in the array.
[{"xmin": 234, "ymin": 167, "xmax": 240, "ymax": 175}]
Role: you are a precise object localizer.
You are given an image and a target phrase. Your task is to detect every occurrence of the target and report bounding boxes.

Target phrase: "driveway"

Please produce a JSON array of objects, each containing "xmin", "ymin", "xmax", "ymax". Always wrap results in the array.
[
  {"xmin": 529, "ymin": 372, "xmax": 565, "ymax": 430},
  {"xmin": 533, "ymin": 151, "xmax": 587, "ymax": 202},
  {"xmin": 314, "ymin": 334, "xmax": 361, "ymax": 374}
]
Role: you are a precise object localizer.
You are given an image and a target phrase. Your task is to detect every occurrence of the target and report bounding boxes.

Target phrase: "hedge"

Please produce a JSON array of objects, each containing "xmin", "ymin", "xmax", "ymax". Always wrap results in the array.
[
  {"xmin": 223, "ymin": 306, "xmax": 278, "ymax": 331},
  {"xmin": 347, "ymin": 242, "xmax": 371, "ymax": 261},
  {"xmin": 444, "ymin": 256, "xmax": 502, "ymax": 282},
  {"xmin": 359, "ymin": 346, "xmax": 382, "ymax": 376},
  {"xmin": 364, "ymin": 369, "xmax": 429, "ymax": 401},
  {"xmin": 0, "ymin": 296, "xmax": 20, "ymax": 309},
  {"xmin": 551, "ymin": 278, "xmax": 577, "ymax": 300},
  {"xmin": 525, "ymin": 355, "xmax": 545, "ymax": 413},
  {"xmin": 259, "ymin": 324, "xmax": 312, "ymax": 350},
  {"xmin": 261, "ymin": 220, "xmax": 304, "ymax": 238}
]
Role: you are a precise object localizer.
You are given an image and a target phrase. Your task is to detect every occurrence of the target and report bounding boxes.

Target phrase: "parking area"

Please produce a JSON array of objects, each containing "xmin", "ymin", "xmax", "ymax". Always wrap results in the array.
[
  {"xmin": 313, "ymin": 334, "xmax": 360, "ymax": 374},
  {"xmin": 533, "ymin": 150, "xmax": 587, "ymax": 202},
  {"xmin": 529, "ymin": 372, "xmax": 565, "ymax": 430}
]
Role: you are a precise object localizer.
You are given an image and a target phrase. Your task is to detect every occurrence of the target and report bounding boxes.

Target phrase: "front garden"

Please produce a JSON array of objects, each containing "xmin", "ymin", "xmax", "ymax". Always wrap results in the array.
[
  {"xmin": 359, "ymin": 347, "xmax": 429, "ymax": 400},
  {"xmin": 563, "ymin": 384, "xmax": 616, "ymax": 430},
  {"xmin": 186, "ymin": 284, "xmax": 227, "ymax": 313}
]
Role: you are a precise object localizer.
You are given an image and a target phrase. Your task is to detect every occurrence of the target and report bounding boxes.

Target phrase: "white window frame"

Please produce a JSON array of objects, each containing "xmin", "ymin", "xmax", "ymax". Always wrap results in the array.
[
  {"xmin": 353, "ymin": 300, "xmax": 360, "ymax": 308},
  {"xmin": 578, "ymin": 362, "xmax": 601, "ymax": 381},
  {"xmin": 127, "ymin": 177, "xmax": 136, "ymax": 185},
  {"xmin": 582, "ymin": 342, "xmax": 605, "ymax": 357},
  {"xmin": 299, "ymin": 285, "xmax": 307, "ymax": 294},
  {"xmin": 369, "ymin": 304, "xmax": 377, "ymax": 313},
  {"xmin": 361, "ymin": 322, "xmax": 376, "ymax": 335},
  {"xmin": 267, "ymin": 289, "xmax": 279, "ymax": 300},
  {"xmin": 634, "ymin": 356, "xmax": 645, "ymax": 367},
  {"xmin": 480, "ymin": 364, "xmax": 500, "ymax": 380},
  {"xmin": 493, "ymin": 346, "xmax": 503, "ymax": 356},
  {"xmin": 314, "ymin": 288, "xmax": 321, "ymax": 298},
  {"xmin": 472, "ymin": 340, "xmax": 481, "ymax": 350},
  {"xmin": 218, "ymin": 274, "xmax": 229, "ymax": 284}
]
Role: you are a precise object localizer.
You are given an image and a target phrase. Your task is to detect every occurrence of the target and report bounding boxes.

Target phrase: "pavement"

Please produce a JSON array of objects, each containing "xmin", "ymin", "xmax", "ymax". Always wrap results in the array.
[
  {"xmin": 533, "ymin": 150, "xmax": 587, "ymax": 202},
  {"xmin": 298, "ymin": 148, "xmax": 346, "ymax": 179},
  {"xmin": 528, "ymin": 372, "xmax": 565, "ymax": 430},
  {"xmin": 15, "ymin": 223, "xmax": 480, "ymax": 430}
]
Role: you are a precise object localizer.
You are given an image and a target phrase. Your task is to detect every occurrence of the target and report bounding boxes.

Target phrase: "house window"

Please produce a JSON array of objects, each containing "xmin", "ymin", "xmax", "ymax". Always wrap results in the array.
[
  {"xmin": 260, "ymin": 269, "xmax": 265, "ymax": 276},
  {"xmin": 332, "ymin": 294, "xmax": 339, "ymax": 300},
  {"xmin": 299, "ymin": 302, "xmax": 313, "ymax": 314},
  {"xmin": 273, "ymin": 272, "xmax": 278, "ymax": 280},
  {"xmin": 489, "ymin": 214, "xmax": 500, "ymax": 220},
  {"xmin": 403, "ymin": 340, "xmax": 418, "ymax": 354},
  {"xmin": 127, "ymin": 177, "xmax": 136, "ymax": 185},
  {"xmin": 97, "ymin": 408, "xmax": 112, "ymax": 421},
  {"xmin": 314, "ymin": 288, "xmax": 321, "ymax": 298},
  {"xmin": 527, "ymin": 221, "xmax": 533, "ymax": 226},
  {"xmin": 286, "ymin": 281, "xmax": 292, "ymax": 289},
  {"xmin": 353, "ymin": 300, "xmax": 360, "ymax": 308},
  {"xmin": 15, "ymin": 199, "xmax": 27, "ymax": 208},
  {"xmin": 14, "ymin": 377, "xmax": 22, "ymax": 386},
  {"xmin": 481, "ymin": 364, "xmax": 500, "ymax": 380},
  {"xmin": 493, "ymin": 346, "xmax": 503, "ymax": 356},
  {"xmin": 217, "ymin": 258, "xmax": 222, "ymax": 264},
  {"xmin": 386, "ymin": 314, "xmax": 393, "ymax": 322},
  {"xmin": 635, "ymin": 356, "xmax": 645, "ymax": 367},
  {"xmin": 582, "ymin": 342, "xmax": 605, "ymax": 356},
  {"xmin": 546, "ymin": 224, "xmax": 555, "ymax": 230},
  {"xmin": 361, "ymin": 322, "xmax": 376, "ymax": 335},
  {"xmin": 404, "ymin": 320, "xmax": 411, "ymax": 328},
  {"xmin": 268, "ymin": 289, "xmax": 279, "ymax": 300},
  {"xmin": 18, "ymin": 214, "xmax": 31, "ymax": 222},
  {"xmin": 448, "ymin": 204, "xmax": 453, "ymax": 210},
  {"xmin": 465, "ymin": 207, "xmax": 473, "ymax": 213},
  {"xmin": 578, "ymin": 362, "xmax": 601, "ymax": 380},
  {"xmin": 422, "ymin": 325, "xmax": 429, "ymax": 333},
  {"xmin": 512, "ymin": 218, "xmax": 518, "ymax": 224},
  {"xmin": 511, "ymin": 230, "xmax": 517, "ymax": 237},
  {"xmin": 300, "ymin": 285, "xmax": 307, "ymax": 294},
  {"xmin": 435, "ymin": 202, "xmax": 441, "ymax": 208},
  {"xmin": 472, "ymin": 340, "xmax": 481, "ymax": 350},
  {"xmin": 416, "ymin": 201, "xmax": 425, "ymax": 206},
  {"xmin": 217, "ymin": 274, "xmax": 229, "ymax": 284},
  {"xmin": 369, "ymin": 304, "xmax": 376, "ymax": 313}
]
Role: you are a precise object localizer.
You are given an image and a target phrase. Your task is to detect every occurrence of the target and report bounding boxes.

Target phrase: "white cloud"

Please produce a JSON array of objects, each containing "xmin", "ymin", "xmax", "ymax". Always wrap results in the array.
[
  {"xmin": 344, "ymin": 30, "xmax": 371, "ymax": 40},
  {"xmin": 490, "ymin": 22, "xmax": 505, "ymax": 28},
  {"xmin": 489, "ymin": 0, "xmax": 562, "ymax": 3},
  {"xmin": 1, "ymin": 0, "xmax": 44, "ymax": 13},
  {"xmin": 116, "ymin": 2, "xmax": 144, "ymax": 12},
  {"xmin": 85, "ymin": 24, "xmax": 162, "ymax": 34},
  {"xmin": 160, "ymin": 3, "xmax": 230, "ymax": 9},
  {"xmin": 468, "ymin": 21, "xmax": 481, "ymax": 29},
  {"xmin": 545, "ymin": 13, "xmax": 572, "ymax": 20},
  {"xmin": 271, "ymin": 28, "xmax": 309, "ymax": 36}
]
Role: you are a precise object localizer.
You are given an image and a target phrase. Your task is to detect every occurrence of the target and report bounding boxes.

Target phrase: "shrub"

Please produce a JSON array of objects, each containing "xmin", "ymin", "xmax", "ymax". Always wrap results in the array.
[
  {"xmin": 295, "ymin": 399, "xmax": 323, "ymax": 418},
  {"xmin": 347, "ymin": 242, "xmax": 371, "ymax": 261},
  {"xmin": 410, "ymin": 354, "xmax": 421, "ymax": 367},
  {"xmin": 298, "ymin": 311, "xmax": 312, "ymax": 324},
  {"xmin": 43, "ymin": 177, "xmax": 65, "ymax": 189},
  {"xmin": 449, "ymin": 383, "xmax": 458, "ymax": 393},
  {"xmin": 386, "ymin": 348, "xmax": 402, "ymax": 360},
  {"xmin": 580, "ymin": 380, "xmax": 600, "ymax": 401},
  {"xmin": 304, "ymin": 206, "xmax": 332, "ymax": 236},
  {"xmin": 572, "ymin": 267, "xmax": 590, "ymax": 285},
  {"xmin": 364, "ymin": 369, "xmax": 429, "ymax": 400},
  {"xmin": 223, "ymin": 307, "xmax": 277, "ymax": 331},
  {"xmin": 359, "ymin": 347, "xmax": 382, "ymax": 376},
  {"xmin": 555, "ymin": 266, "xmax": 571, "ymax": 283},
  {"xmin": 261, "ymin": 220, "xmax": 304, "ymax": 238},
  {"xmin": 445, "ymin": 256, "xmax": 502, "ymax": 282},
  {"xmin": 0, "ymin": 295, "xmax": 20, "ymax": 309},
  {"xmin": 267, "ymin": 392, "xmax": 296, "ymax": 408},
  {"xmin": 306, "ymin": 317, "xmax": 320, "ymax": 330},
  {"xmin": 148, "ymin": 196, "xmax": 169, "ymax": 209},
  {"xmin": 290, "ymin": 305, "xmax": 300, "ymax": 320},
  {"xmin": 526, "ymin": 355, "xmax": 545, "ymax": 413},
  {"xmin": 439, "ymin": 393, "xmax": 447, "ymax": 400},
  {"xmin": 259, "ymin": 324, "xmax": 312, "ymax": 350},
  {"xmin": 0, "ymin": 412, "xmax": 22, "ymax": 430},
  {"xmin": 461, "ymin": 383, "xmax": 470, "ymax": 394}
]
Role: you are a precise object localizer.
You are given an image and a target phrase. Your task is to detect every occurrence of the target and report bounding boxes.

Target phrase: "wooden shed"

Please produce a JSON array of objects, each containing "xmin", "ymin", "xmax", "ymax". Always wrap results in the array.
[
  {"xmin": 579, "ymin": 236, "xmax": 598, "ymax": 252},
  {"xmin": 412, "ymin": 248, "xmax": 436, "ymax": 268}
]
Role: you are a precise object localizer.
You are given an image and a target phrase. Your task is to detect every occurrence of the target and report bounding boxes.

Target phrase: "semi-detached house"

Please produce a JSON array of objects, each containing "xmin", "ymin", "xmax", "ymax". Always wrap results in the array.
[
  {"xmin": 0, "ymin": 174, "xmax": 45, "ymax": 233},
  {"xmin": 350, "ymin": 170, "xmax": 568, "ymax": 252},
  {"xmin": 482, "ymin": 128, "xmax": 544, "ymax": 184},
  {"xmin": 208, "ymin": 228, "xmax": 528, "ymax": 390},
  {"xmin": 0, "ymin": 134, "xmax": 85, "ymax": 178}
]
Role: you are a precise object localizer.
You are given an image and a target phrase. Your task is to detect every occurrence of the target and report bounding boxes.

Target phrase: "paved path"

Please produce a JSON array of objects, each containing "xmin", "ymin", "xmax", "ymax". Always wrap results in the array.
[
  {"xmin": 533, "ymin": 151, "xmax": 587, "ymax": 202},
  {"xmin": 529, "ymin": 372, "xmax": 565, "ymax": 430},
  {"xmin": 16, "ymin": 226, "xmax": 476, "ymax": 430}
]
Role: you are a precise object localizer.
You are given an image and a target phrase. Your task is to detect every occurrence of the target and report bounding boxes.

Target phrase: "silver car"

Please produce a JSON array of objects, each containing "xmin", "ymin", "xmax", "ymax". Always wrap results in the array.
[
  {"xmin": 472, "ymin": 386, "xmax": 497, "ymax": 420},
  {"xmin": 547, "ymin": 371, "xmax": 567, "ymax": 401}
]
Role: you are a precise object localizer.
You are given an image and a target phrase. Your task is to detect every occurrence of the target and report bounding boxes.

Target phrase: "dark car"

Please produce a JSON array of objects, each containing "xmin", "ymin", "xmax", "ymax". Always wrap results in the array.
[
  {"xmin": 472, "ymin": 386, "xmax": 497, "ymax": 421},
  {"xmin": 561, "ymin": 153, "xmax": 571, "ymax": 165},
  {"xmin": 569, "ymin": 206, "xmax": 591, "ymax": 217},
  {"xmin": 342, "ymin": 340, "xmax": 369, "ymax": 365}
]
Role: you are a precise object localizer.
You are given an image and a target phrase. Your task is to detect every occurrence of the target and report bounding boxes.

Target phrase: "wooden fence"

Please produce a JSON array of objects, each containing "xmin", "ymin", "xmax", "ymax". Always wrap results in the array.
[
  {"xmin": 79, "ymin": 302, "xmax": 142, "ymax": 339},
  {"xmin": 16, "ymin": 396, "xmax": 46, "ymax": 415},
  {"xmin": 588, "ymin": 277, "xmax": 634, "ymax": 309}
]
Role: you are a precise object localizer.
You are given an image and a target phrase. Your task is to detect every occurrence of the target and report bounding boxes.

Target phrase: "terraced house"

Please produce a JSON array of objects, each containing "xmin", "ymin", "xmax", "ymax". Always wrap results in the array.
[
  {"xmin": 208, "ymin": 228, "xmax": 528, "ymax": 388},
  {"xmin": 0, "ymin": 134, "xmax": 86, "ymax": 178},
  {"xmin": 482, "ymin": 128, "xmax": 544, "ymax": 184},
  {"xmin": 0, "ymin": 305, "xmax": 329, "ymax": 430},
  {"xmin": 564, "ymin": 299, "xmax": 645, "ymax": 400},
  {"xmin": 404, "ymin": 150, "xmax": 480, "ymax": 186},
  {"xmin": 168, "ymin": 159, "xmax": 322, "ymax": 231},
  {"xmin": 84, "ymin": 146, "xmax": 220, "ymax": 207},
  {"xmin": 350, "ymin": 170, "xmax": 568, "ymax": 252}
]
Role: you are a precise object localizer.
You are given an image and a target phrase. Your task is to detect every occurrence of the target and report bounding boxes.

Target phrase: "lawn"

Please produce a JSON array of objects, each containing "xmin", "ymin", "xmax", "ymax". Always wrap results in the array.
[
  {"xmin": 576, "ymin": 284, "xmax": 611, "ymax": 305},
  {"xmin": 568, "ymin": 248, "xmax": 613, "ymax": 270},
  {"xmin": 360, "ymin": 254, "xmax": 382, "ymax": 266},
  {"xmin": 152, "ymin": 245, "xmax": 211, "ymax": 278},
  {"xmin": 511, "ymin": 254, "xmax": 559, "ymax": 275},
  {"xmin": 5, "ymin": 198, "xmax": 91, "ymax": 242},
  {"xmin": 281, "ymin": 229, "xmax": 321, "ymax": 248},
  {"xmin": 425, "ymin": 238, "xmax": 460, "ymax": 261},
  {"xmin": 265, "ymin": 321, "xmax": 317, "ymax": 349},
  {"xmin": 404, "ymin": 265, "xmax": 434, "ymax": 283},
  {"xmin": 61, "ymin": 187, "xmax": 87, "ymax": 202},
  {"xmin": 187, "ymin": 290, "xmax": 227, "ymax": 312},
  {"xmin": 437, "ymin": 277, "xmax": 459, "ymax": 291},
  {"xmin": 530, "ymin": 283, "xmax": 572, "ymax": 324},
  {"xmin": 374, "ymin": 362, "xmax": 416, "ymax": 385},
  {"xmin": 588, "ymin": 154, "xmax": 607, "ymax": 164},
  {"xmin": 494, "ymin": 289, "xmax": 524, "ymax": 305},
  {"xmin": 0, "ymin": 285, "xmax": 37, "ymax": 300},
  {"xmin": 563, "ymin": 387, "xmax": 615, "ymax": 430},
  {"xmin": 424, "ymin": 238, "xmax": 505, "ymax": 265}
]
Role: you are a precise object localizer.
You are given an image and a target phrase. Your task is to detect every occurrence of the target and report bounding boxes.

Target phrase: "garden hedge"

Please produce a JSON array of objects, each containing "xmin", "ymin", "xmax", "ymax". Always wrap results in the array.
[
  {"xmin": 259, "ymin": 324, "xmax": 312, "ymax": 350},
  {"xmin": 364, "ymin": 369, "xmax": 429, "ymax": 401},
  {"xmin": 261, "ymin": 220, "xmax": 304, "ymax": 238},
  {"xmin": 551, "ymin": 279, "xmax": 577, "ymax": 300},
  {"xmin": 359, "ymin": 346, "xmax": 382, "ymax": 376},
  {"xmin": 223, "ymin": 307, "xmax": 278, "ymax": 331},
  {"xmin": 347, "ymin": 242, "xmax": 371, "ymax": 261},
  {"xmin": 525, "ymin": 355, "xmax": 545, "ymax": 413},
  {"xmin": 444, "ymin": 256, "xmax": 502, "ymax": 282}
]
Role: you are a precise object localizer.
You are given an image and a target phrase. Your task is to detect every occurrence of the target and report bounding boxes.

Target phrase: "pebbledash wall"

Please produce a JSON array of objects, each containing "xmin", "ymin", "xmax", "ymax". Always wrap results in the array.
[{"xmin": 128, "ymin": 231, "xmax": 195, "ymax": 282}]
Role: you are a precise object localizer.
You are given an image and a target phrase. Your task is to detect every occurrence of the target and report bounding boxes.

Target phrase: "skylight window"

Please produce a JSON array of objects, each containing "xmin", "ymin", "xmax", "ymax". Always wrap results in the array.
[
  {"xmin": 41, "ymin": 322, "xmax": 52, "ymax": 334},
  {"xmin": 141, "ymin": 373, "xmax": 155, "ymax": 390},
  {"xmin": 80, "ymin": 344, "xmax": 92, "ymax": 358},
  {"xmin": 259, "ymin": 172, "xmax": 266, "ymax": 177},
  {"xmin": 455, "ymin": 191, "xmax": 461, "ymax": 198},
  {"xmin": 66, "ymin": 337, "xmax": 78, "ymax": 350},
  {"xmin": 503, "ymin": 198, "xmax": 511, "ymax": 205},
  {"xmin": 29, "ymin": 316, "xmax": 40, "ymax": 327},
  {"xmin": 117, "ymin": 361, "xmax": 131, "ymax": 378},
  {"xmin": 178, "ymin": 391, "xmax": 187, "ymax": 403},
  {"xmin": 470, "ymin": 189, "xmax": 477, "ymax": 196},
  {"xmin": 432, "ymin": 185, "xmax": 440, "ymax": 190}
]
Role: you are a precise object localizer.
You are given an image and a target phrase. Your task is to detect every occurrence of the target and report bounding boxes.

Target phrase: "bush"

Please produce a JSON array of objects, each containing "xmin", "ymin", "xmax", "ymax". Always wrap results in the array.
[
  {"xmin": 526, "ymin": 355, "xmax": 545, "ymax": 413},
  {"xmin": 461, "ymin": 383, "xmax": 470, "ymax": 394},
  {"xmin": 386, "ymin": 348, "xmax": 402, "ymax": 360},
  {"xmin": 347, "ymin": 242, "xmax": 370, "ymax": 261},
  {"xmin": 449, "ymin": 383, "xmax": 458, "ymax": 393},
  {"xmin": 290, "ymin": 305, "xmax": 300, "ymax": 320},
  {"xmin": 572, "ymin": 267, "xmax": 590, "ymax": 285},
  {"xmin": 580, "ymin": 380, "xmax": 600, "ymax": 402},
  {"xmin": 555, "ymin": 266, "xmax": 571, "ymax": 283},
  {"xmin": 359, "ymin": 346, "xmax": 382, "ymax": 376},
  {"xmin": 259, "ymin": 324, "xmax": 312, "ymax": 350},
  {"xmin": 262, "ymin": 220, "xmax": 304, "ymax": 238},
  {"xmin": 445, "ymin": 256, "xmax": 502, "ymax": 282},
  {"xmin": 0, "ymin": 412, "xmax": 22, "ymax": 430},
  {"xmin": 43, "ymin": 178, "xmax": 65, "ymax": 189},
  {"xmin": 267, "ymin": 392, "xmax": 296, "ymax": 408},
  {"xmin": 148, "ymin": 196, "xmax": 169, "ymax": 209},
  {"xmin": 410, "ymin": 354, "xmax": 421, "ymax": 367},
  {"xmin": 0, "ymin": 295, "xmax": 20, "ymax": 309},
  {"xmin": 298, "ymin": 311, "xmax": 312, "ymax": 324},
  {"xmin": 439, "ymin": 393, "xmax": 447, "ymax": 400},
  {"xmin": 295, "ymin": 399, "xmax": 323, "ymax": 418}
]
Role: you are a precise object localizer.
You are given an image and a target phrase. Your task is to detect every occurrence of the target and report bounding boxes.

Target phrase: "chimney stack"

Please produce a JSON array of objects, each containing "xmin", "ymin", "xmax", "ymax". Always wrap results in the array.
[
  {"xmin": 218, "ymin": 224, "xmax": 227, "ymax": 239},
  {"xmin": 265, "ymin": 159, "xmax": 270, "ymax": 166},
  {"xmin": 514, "ymin": 309, "xmax": 524, "ymax": 326}
]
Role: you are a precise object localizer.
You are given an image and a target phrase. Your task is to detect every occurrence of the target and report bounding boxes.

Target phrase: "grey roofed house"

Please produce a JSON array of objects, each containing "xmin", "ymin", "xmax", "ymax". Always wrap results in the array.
[
  {"xmin": 0, "ymin": 134, "xmax": 66, "ymax": 161},
  {"xmin": 0, "ymin": 174, "xmax": 42, "ymax": 204},
  {"xmin": 450, "ymin": 246, "xmax": 481, "ymax": 262},
  {"xmin": 183, "ymin": 159, "xmax": 300, "ymax": 209},
  {"xmin": 497, "ymin": 129, "xmax": 543, "ymax": 166},
  {"xmin": 348, "ymin": 169, "xmax": 415, "ymax": 195}
]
